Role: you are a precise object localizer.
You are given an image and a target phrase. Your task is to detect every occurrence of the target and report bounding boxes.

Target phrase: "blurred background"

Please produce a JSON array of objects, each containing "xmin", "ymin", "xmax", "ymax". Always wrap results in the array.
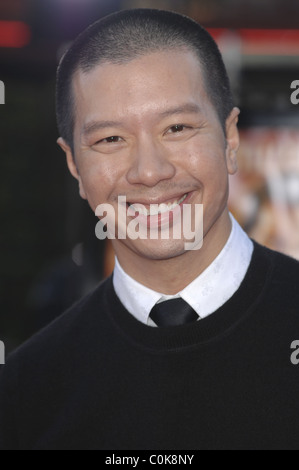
[{"xmin": 0, "ymin": 0, "xmax": 298, "ymax": 352}]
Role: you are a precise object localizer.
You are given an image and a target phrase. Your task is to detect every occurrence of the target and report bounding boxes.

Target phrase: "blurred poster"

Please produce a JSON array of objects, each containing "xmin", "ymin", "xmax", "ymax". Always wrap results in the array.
[{"xmin": 229, "ymin": 128, "xmax": 299, "ymax": 259}]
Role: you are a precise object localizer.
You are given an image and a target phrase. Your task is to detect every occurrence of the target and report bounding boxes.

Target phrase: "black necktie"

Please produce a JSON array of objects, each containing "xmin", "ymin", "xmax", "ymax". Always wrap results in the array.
[{"xmin": 149, "ymin": 298, "xmax": 199, "ymax": 327}]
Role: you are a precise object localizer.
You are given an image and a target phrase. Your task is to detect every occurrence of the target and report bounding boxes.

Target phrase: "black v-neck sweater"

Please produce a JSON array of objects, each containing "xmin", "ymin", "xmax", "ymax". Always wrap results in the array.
[{"xmin": 1, "ymin": 243, "xmax": 299, "ymax": 450}]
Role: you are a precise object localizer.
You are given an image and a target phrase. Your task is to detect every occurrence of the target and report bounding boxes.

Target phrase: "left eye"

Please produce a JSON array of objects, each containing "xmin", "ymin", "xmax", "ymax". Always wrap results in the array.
[
  {"xmin": 169, "ymin": 125, "xmax": 185, "ymax": 133},
  {"xmin": 101, "ymin": 136, "xmax": 122, "ymax": 143}
]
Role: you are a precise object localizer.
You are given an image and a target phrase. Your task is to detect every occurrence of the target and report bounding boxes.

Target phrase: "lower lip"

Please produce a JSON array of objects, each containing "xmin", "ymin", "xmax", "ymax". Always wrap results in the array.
[{"xmin": 128, "ymin": 192, "xmax": 194, "ymax": 229}]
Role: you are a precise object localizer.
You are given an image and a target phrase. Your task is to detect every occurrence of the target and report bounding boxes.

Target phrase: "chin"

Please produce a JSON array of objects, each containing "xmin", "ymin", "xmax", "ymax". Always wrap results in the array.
[{"xmin": 128, "ymin": 238, "xmax": 188, "ymax": 261}]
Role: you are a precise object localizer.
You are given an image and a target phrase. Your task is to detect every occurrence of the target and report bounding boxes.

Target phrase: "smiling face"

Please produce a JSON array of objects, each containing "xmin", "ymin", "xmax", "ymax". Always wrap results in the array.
[{"xmin": 59, "ymin": 49, "xmax": 239, "ymax": 267}]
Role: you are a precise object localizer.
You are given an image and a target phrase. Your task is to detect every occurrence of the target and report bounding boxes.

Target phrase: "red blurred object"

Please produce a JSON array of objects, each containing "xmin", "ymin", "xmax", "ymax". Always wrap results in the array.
[
  {"xmin": 0, "ymin": 21, "xmax": 31, "ymax": 48},
  {"xmin": 208, "ymin": 28, "xmax": 299, "ymax": 55}
]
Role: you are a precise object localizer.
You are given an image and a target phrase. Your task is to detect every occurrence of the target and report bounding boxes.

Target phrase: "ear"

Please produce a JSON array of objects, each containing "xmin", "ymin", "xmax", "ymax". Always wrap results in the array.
[
  {"xmin": 57, "ymin": 137, "xmax": 87, "ymax": 200},
  {"xmin": 225, "ymin": 107, "xmax": 240, "ymax": 176}
]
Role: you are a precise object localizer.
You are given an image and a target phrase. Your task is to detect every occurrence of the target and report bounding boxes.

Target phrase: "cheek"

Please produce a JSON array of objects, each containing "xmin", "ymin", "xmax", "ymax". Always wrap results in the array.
[
  {"xmin": 188, "ymin": 143, "xmax": 229, "ymax": 222},
  {"xmin": 78, "ymin": 154, "xmax": 124, "ymax": 208},
  {"xmin": 186, "ymin": 138, "xmax": 228, "ymax": 189}
]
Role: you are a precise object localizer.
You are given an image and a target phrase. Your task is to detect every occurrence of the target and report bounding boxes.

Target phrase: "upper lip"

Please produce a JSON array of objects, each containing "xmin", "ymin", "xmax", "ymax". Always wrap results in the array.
[{"xmin": 126, "ymin": 192, "xmax": 191, "ymax": 206}]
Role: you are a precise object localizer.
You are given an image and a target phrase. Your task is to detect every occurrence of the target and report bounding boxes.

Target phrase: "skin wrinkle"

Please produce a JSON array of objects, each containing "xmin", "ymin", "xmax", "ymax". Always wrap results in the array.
[
  {"xmin": 58, "ymin": 49, "xmax": 240, "ymax": 294},
  {"xmin": 81, "ymin": 103, "xmax": 204, "ymax": 140}
]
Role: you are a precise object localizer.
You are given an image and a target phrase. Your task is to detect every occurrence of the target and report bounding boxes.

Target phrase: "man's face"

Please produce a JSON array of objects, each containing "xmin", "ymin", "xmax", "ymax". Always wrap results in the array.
[{"xmin": 61, "ymin": 49, "xmax": 239, "ymax": 261}]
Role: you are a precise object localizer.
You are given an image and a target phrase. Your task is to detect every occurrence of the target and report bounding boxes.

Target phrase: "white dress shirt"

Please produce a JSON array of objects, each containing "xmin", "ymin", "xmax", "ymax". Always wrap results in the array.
[{"xmin": 113, "ymin": 214, "xmax": 254, "ymax": 327}]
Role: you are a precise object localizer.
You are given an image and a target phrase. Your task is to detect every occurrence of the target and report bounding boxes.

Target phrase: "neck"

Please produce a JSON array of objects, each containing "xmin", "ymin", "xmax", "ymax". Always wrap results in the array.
[{"xmin": 113, "ymin": 209, "xmax": 232, "ymax": 295}]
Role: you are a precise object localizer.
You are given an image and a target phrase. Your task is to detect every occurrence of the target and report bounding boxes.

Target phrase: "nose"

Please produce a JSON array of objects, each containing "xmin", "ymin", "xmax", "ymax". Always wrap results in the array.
[{"xmin": 126, "ymin": 137, "xmax": 176, "ymax": 187}]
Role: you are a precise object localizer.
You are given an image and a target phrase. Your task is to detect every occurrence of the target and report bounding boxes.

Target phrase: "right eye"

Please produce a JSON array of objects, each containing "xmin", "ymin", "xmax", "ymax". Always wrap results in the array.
[
  {"xmin": 91, "ymin": 135, "xmax": 126, "ymax": 154},
  {"xmin": 98, "ymin": 136, "xmax": 123, "ymax": 144}
]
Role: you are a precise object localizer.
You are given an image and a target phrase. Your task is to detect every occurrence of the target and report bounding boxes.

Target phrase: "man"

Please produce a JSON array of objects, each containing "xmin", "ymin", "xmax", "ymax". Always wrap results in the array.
[{"xmin": 0, "ymin": 9, "xmax": 299, "ymax": 450}]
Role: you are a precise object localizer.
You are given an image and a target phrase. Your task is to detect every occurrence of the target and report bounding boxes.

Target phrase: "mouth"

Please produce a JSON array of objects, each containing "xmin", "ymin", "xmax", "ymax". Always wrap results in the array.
[{"xmin": 127, "ymin": 192, "xmax": 191, "ymax": 217}]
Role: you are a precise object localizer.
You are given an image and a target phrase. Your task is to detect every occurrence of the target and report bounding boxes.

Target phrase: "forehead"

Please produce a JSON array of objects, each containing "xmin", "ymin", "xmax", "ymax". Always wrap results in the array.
[{"xmin": 72, "ymin": 49, "xmax": 212, "ymax": 127}]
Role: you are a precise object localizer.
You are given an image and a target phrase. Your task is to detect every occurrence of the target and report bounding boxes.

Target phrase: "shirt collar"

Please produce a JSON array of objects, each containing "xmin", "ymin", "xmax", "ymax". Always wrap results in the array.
[{"xmin": 113, "ymin": 214, "xmax": 254, "ymax": 325}]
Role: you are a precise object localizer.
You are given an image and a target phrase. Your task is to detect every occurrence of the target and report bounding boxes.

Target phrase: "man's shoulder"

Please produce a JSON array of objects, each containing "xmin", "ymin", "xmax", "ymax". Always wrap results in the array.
[
  {"xmin": 253, "ymin": 241, "xmax": 299, "ymax": 308},
  {"xmin": 255, "ymin": 241, "xmax": 299, "ymax": 279},
  {"xmin": 6, "ymin": 276, "xmax": 113, "ymax": 370},
  {"xmin": 0, "ymin": 276, "xmax": 116, "ymax": 449}
]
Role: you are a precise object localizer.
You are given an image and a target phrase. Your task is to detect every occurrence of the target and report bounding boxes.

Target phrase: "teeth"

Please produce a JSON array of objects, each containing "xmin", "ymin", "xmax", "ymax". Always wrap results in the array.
[
  {"xmin": 129, "ymin": 193, "xmax": 188, "ymax": 216},
  {"xmin": 159, "ymin": 203, "xmax": 168, "ymax": 214},
  {"xmin": 178, "ymin": 193, "xmax": 188, "ymax": 204},
  {"xmin": 150, "ymin": 205, "xmax": 159, "ymax": 216}
]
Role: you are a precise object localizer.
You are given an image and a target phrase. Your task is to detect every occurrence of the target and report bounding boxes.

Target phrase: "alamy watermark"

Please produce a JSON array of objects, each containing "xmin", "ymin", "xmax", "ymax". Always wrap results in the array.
[
  {"xmin": 290, "ymin": 80, "xmax": 299, "ymax": 105},
  {"xmin": 290, "ymin": 341, "xmax": 299, "ymax": 366},
  {"xmin": 95, "ymin": 197, "xmax": 204, "ymax": 251},
  {"xmin": 0, "ymin": 80, "xmax": 5, "ymax": 105},
  {"xmin": 0, "ymin": 341, "xmax": 5, "ymax": 365}
]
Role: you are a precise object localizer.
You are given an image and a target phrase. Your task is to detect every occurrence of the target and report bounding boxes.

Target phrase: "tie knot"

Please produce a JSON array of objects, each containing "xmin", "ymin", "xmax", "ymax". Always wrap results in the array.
[{"xmin": 150, "ymin": 298, "xmax": 199, "ymax": 327}]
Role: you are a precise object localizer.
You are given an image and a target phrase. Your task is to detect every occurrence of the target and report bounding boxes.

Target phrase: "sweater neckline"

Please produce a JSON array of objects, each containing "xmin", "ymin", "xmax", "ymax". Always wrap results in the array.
[{"xmin": 104, "ymin": 242, "xmax": 274, "ymax": 353}]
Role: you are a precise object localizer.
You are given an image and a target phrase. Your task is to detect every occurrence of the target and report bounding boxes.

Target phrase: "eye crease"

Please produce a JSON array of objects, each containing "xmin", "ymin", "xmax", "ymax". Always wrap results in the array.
[
  {"xmin": 93, "ymin": 136, "xmax": 123, "ymax": 145},
  {"xmin": 102, "ymin": 136, "xmax": 122, "ymax": 143},
  {"xmin": 171, "ymin": 125, "xmax": 185, "ymax": 132},
  {"xmin": 167, "ymin": 124, "xmax": 192, "ymax": 134},
  {"xmin": 93, "ymin": 125, "xmax": 192, "ymax": 146}
]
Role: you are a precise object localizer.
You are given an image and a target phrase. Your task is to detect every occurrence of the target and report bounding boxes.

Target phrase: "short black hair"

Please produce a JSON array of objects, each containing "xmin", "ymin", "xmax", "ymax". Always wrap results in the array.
[{"xmin": 56, "ymin": 9, "xmax": 234, "ymax": 152}]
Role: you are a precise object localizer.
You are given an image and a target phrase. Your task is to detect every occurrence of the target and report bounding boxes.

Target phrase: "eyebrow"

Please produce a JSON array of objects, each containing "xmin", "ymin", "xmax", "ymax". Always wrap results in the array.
[
  {"xmin": 81, "ymin": 103, "xmax": 203, "ymax": 137},
  {"xmin": 159, "ymin": 103, "xmax": 202, "ymax": 118},
  {"xmin": 82, "ymin": 120, "xmax": 124, "ymax": 137}
]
